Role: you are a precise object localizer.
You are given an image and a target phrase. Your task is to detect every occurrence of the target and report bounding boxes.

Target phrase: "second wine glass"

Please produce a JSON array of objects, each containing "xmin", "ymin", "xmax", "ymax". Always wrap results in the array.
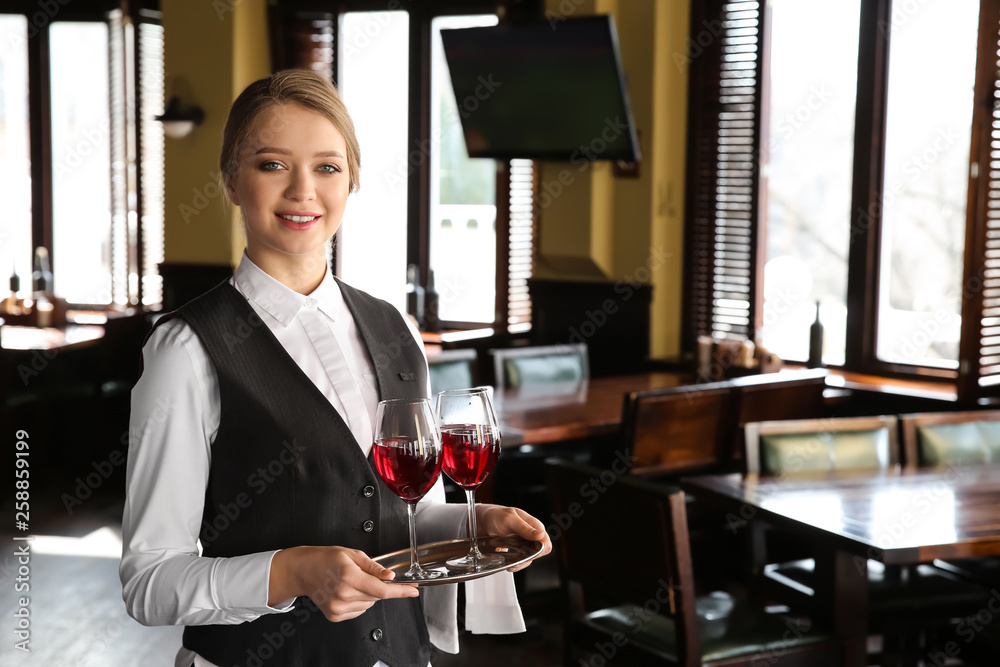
[{"xmin": 436, "ymin": 387, "xmax": 504, "ymax": 571}]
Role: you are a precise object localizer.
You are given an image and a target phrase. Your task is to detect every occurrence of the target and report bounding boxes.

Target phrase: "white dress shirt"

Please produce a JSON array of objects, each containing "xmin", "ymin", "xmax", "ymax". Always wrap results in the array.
[{"xmin": 119, "ymin": 254, "xmax": 524, "ymax": 667}]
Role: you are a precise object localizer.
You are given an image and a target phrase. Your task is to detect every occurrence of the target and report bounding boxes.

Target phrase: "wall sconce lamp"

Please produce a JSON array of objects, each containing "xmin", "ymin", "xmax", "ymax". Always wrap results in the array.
[{"xmin": 155, "ymin": 96, "xmax": 205, "ymax": 139}]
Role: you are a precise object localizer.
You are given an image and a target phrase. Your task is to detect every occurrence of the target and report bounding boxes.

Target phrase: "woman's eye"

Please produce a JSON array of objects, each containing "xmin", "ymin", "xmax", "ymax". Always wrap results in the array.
[
  {"xmin": 318, "ymin": 164, "xmax": 342, "ymax": 174},
  {"xmin": 260, "ymin": 161, "xmax": 283, "ymax": 171}
]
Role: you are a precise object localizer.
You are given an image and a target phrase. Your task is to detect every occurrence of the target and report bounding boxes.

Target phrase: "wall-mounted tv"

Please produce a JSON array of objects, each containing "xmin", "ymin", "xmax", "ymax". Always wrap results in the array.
[{"xmin": 440, "ymin": 15, "xmax": 641, "ymax": 163}]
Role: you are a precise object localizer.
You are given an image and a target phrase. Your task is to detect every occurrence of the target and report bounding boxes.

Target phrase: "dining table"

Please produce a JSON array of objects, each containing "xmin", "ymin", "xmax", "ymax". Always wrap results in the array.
[
  {"xmin": 495, "ymin": 371, "xmax": 688, "ymax": 447},
  {"xmin": 681, "ymin": 464, "xmax": 1000, "ymax": 667}
]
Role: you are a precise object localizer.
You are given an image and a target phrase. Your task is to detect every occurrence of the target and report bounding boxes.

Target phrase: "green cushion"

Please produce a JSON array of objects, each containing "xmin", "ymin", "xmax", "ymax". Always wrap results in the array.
[
  {"xmin": 918, "ymin": 423, "xmax": 991, "ymax": 466},
  {"xmin": 428, "ymin": 360, "xmax": 474, "ymax": 395},
  {"xmin": 503, "ymin": 354, "xmax": 584, "ymax": 388},
  {"xmin": 761, "ymin": 429, "xmax": 889, "ymax": 473},
  {"xmin": 581, "ymin": 600, "xmax": 826, "ymax": 663}
]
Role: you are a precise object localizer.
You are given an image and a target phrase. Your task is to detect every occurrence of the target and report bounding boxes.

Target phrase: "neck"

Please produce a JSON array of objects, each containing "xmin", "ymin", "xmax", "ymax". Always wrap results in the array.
[{"xmin": 245, "ymin": 248, "xmax": 328, "ymax": 295}]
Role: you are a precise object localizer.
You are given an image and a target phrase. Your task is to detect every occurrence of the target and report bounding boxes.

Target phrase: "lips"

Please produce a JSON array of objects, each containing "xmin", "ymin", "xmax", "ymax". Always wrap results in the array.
[
  {"xmin": 276, "ymin": 211, "xmax": 321, "ymax": 223},
  {"xmin": 275, "ymin": 211, "xmax": 321, "ymax": 231}
]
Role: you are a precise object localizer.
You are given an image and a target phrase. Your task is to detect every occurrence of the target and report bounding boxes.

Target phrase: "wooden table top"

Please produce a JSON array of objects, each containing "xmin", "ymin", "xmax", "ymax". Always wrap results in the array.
[
  {"xmin": 682, "ymin": 465, "xmax": 1000, "ymax": 564},
  {"xmin": 496, "ymin": 372, "xmax": 687, "ymax": 447}
]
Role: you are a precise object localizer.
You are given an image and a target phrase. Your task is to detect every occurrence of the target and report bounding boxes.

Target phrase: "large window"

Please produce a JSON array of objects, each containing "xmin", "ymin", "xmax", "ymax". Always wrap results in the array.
[
  {"xmin": 337, "ymin": 10, "xmax": 410, "ymax": 312},
  {"xmin": 50, "ymin": 21, "xmax": 113, "ymax": 304},
  {"xmin": 876, "ymin": 0, "xmax": 978, "ymax": 369},
  {"xmin": 760, "ymin": 0, "xmax": 860, "ymax": 367},
  {"xmin": 429, "ymin": 14, "xmax": 499, "ymax": 324},
  {"xmin": 3, "ymin": 6, "xmax": 164, "ymax": 308},
  {"xmin": 0, "ymin": 15, "xmax": 31, "ymax": 290},
  {"xmin": 270, "ymin": 1, "xmax": 538, "ymax": 334},
  {"xmin": 684, "ymin": 0, "xmax": 999, "ymax": 400}
]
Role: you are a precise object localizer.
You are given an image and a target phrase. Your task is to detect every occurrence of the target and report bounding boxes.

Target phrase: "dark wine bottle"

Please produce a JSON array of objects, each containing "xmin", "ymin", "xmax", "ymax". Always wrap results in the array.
[
  {"xmin": 808, "ymin": 300, "xmax": 824, "ymax": 368},
  {"xmin": 32, "ymin": 247, "xmax": 53, "ymax": 296},
  {"xmin": 424, "ymin": 269, "xmax": 440, "ymax": 333}
]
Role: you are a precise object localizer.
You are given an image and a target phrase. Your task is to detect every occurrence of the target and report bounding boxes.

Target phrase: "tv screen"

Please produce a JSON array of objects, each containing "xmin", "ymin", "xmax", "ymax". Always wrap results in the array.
[{"xmin": 440, "ymin": 15, "xmax": 641, "ymax": 162}]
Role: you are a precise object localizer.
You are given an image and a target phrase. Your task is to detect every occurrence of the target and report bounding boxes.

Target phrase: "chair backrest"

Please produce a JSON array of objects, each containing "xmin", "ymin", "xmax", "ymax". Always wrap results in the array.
[
  {"xmin": 744, "ymin": 415, "xmax": 899, "ymax": 474},
  {"xmin": 427, "ymin": 348, "xmax": 478, "ymax": 396},
  {"xmin": 490, "ymin": 343, "xmax": 589, "ymax": 392},
  {"xmin": 900, "ymin": 410, "xmax": 1000, "ymax": 468},
  {"xmin": 546, "ymin": 458, "xmax": 700, "ymax": 666},
  {"xmin": 621, "ymin": 383, "xmax": 734, "ymax": 476},
  {"xmin": 732, "ymin": 370, "xmax": 827, "ymax": 465}
]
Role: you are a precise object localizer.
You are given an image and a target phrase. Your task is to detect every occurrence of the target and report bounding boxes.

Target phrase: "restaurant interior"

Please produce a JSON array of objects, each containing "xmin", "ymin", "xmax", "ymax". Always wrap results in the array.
[{"xmin": 3, "ymin": 0, "xmax": 1000, "ymax": 665}]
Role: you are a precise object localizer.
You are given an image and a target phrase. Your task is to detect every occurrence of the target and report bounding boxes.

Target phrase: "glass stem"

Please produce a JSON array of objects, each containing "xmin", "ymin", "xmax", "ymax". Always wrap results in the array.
[
  {"xmin": 407, "ymin": 500, "xmax": 421, "ymax": 572},
  {"xmin": 465, "ymin": 487, "xmax": 479, "ymax": 559}
]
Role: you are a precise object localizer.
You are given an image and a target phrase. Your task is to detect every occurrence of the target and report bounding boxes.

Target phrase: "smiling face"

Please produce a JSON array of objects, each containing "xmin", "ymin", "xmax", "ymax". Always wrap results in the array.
[{"xmin": 225, "ymin": 103, "xmax": 350, "ymax": 279}]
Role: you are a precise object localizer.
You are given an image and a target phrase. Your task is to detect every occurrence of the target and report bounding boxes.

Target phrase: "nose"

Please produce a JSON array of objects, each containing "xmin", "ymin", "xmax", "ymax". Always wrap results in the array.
[{"xmin": 284, "ymin": 168, "xmax": 316, "ymax": 203}]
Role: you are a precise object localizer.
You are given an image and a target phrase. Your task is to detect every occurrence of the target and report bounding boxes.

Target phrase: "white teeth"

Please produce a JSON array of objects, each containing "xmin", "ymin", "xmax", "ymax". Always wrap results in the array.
[{"xmin": 278, "ymin": 214, "xmax": 319, "ymax": 223}]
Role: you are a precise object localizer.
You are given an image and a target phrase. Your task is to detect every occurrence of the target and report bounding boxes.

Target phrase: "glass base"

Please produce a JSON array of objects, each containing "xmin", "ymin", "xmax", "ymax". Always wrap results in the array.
[
  {"xmin": 446, "ymin": 552, "xmax": 505, "ymax": 572},
  {"xmin": 396, "ymin": 566, "xmax": 446, "ymax": 582}
]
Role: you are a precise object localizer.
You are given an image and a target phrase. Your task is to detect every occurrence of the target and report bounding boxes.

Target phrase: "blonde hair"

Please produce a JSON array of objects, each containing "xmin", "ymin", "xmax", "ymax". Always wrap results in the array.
[{"xmin": 220, "ymin": 69, "xmax": 361, "ymax": 193}]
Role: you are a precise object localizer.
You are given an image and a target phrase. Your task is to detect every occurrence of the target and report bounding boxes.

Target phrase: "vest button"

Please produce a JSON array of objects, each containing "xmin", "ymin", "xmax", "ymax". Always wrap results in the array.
[
  {"xmin": 371, "ymin": 628, "xmax": 383, "ymax": 641},
  {"xmin": 363, "ymin": 520, "xmax": 375, "ymax": 532},
  {"xmin": 363, "ymin": 485, "xmax": 375, "ymax": 497}
]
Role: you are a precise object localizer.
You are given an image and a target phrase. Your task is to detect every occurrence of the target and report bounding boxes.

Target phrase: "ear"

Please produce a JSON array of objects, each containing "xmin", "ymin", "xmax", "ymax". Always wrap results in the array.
[{"xmin": 224, "ymin": 176, "xmax": 240, "ymax": 207}]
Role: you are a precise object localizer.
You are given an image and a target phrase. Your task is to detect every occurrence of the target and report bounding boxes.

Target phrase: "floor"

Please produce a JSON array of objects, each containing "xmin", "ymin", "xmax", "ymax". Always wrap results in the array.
[{"xmin": 0, "ymin": 470, "xmax": 564, "ymax": 667}]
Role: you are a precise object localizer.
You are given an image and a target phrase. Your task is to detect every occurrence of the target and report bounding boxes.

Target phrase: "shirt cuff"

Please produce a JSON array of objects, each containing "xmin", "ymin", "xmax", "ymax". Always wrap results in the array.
[{"xmin": 215, "ymin": 550, "xmax": 297, "ymax": 614}]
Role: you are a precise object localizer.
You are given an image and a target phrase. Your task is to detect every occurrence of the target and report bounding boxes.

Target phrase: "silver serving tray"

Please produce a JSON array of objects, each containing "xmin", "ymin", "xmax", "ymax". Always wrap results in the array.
[{"xmin": 374, "ymin": 535, "xmax": 543, "ymax": 586}]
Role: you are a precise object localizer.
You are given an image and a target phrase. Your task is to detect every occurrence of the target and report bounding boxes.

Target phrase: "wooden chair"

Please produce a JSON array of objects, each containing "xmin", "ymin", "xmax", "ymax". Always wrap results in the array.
[
  {"xmin": 743, "ymin": 416, "xmax": 987, "ymax": 661},
  {"xmin": 900, "ymin": 409, "xmax": 1000, "ymax": 468},
  {"xmin": 546, "ymin": 458, "xmax": 837, "ymax": 667},
  {"xmin": 620, "ymin": 383, "xmax": 734, "ymax": 477},
  {"xmin": 427, "ymin": 347, "xmax": 478, "ymax": 396},
  {"xmin": 900, "ymin": 410, "xmax": 1000, "ymax": 590},
  {"xmin": 731, "ymin": 370, "xmax": 827, "ymax": 467}
]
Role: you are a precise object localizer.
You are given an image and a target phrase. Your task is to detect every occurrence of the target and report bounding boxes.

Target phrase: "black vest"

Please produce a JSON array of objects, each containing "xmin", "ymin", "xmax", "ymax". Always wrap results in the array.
[{"xmin": 155, "ymin": 279, "xmax": 431, "ymax": 667}]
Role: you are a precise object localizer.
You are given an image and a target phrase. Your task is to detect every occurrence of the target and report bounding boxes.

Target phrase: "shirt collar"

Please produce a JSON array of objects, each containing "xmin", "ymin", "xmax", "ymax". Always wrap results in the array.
[{"xmin": 233, "ymin": 251, "xmax": 342, "ymax": 327}]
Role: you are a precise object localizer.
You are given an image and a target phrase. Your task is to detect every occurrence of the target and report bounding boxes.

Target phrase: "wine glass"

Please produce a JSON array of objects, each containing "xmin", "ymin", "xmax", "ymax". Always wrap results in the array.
[
  {"xmin": 372, "ymin": 397, "xmax": 445, "ymax": 581},
  {"xmin": 436, "ymin": 387, "xmax": 504, "ymax": 571}
]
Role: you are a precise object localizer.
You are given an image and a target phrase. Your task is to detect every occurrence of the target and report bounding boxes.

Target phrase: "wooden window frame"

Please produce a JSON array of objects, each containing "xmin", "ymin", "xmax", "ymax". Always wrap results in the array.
[
  {"xmin": 271, "ymin": 0, "xmax": 540, "ymax": 337},
  {"xmin": 684, "ymin": 0, "xmax": 1000, "ymax": 400},
  {"xmin": 9, "ymin": 0, "xmax": 161, "ymax": 308}
]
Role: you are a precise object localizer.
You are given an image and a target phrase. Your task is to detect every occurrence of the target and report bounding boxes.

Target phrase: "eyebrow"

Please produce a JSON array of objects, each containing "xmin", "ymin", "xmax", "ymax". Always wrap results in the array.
[{"xmin": 254, "ymin": 147, "xmax": 345, "ymax": 159}]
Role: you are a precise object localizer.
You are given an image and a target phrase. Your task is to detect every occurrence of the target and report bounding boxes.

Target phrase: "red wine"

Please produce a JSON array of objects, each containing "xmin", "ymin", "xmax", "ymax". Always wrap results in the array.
[
  {"xmin": 441, "ymin": 424, "xmax": 501, "ymax": 488},
  {"xmin": 373, "ymin": 438, "xmax": 442, "ymax": 502}
]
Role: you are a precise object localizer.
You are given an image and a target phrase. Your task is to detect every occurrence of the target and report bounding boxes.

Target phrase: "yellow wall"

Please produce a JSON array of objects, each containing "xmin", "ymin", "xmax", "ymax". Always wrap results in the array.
[
  {"xmin": 160, "ymin": 0, "xmax": 688, "ymax": 357},
  {"xmin": 539, "ymin": 0, "xmax": 689, "ymax": 358},
  {"xmin": 161, "ymin": 0, "xmax": 270, "ymax": 267}
]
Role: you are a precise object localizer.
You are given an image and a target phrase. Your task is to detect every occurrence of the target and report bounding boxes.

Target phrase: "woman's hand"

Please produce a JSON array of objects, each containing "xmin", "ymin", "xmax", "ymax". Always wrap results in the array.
[
  {"xmin": 269, "ymin": 546, "xmax": 419, "ymax": 622},
  {"xmin": 475, "ymin": 504, "xmax": 552, "ymax": 572}
]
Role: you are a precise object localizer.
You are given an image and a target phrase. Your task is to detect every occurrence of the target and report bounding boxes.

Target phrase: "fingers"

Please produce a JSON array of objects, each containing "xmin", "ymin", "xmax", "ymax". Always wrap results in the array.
[
  {"xmin": 344, "ymin": 550, "xmax": 420, "ymax": 600},
  {"xmin": 477, "ymin": 505, "xmax": 553, "ymax": 572}
]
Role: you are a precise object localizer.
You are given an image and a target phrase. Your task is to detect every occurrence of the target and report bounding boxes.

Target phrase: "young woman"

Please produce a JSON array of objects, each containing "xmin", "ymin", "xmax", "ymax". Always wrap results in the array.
[{"xmin": 120, "ymin": 69, "xmax": 550, "ymax": 667}]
